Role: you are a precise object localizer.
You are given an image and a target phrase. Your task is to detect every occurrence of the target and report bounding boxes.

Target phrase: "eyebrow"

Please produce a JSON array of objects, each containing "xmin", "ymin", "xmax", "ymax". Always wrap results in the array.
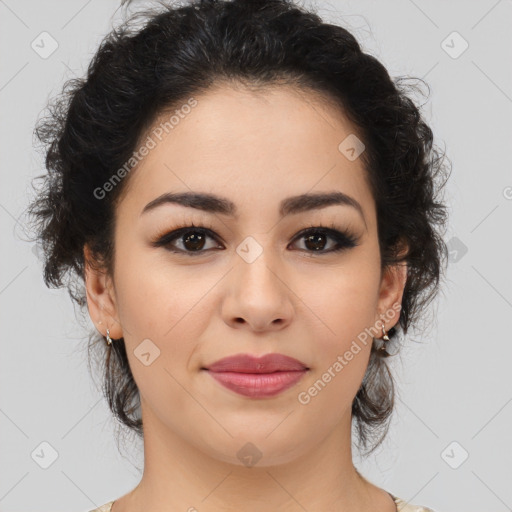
[{"xmin": 140, "ymin": 190, "xmax": 366, "ymax": 224}]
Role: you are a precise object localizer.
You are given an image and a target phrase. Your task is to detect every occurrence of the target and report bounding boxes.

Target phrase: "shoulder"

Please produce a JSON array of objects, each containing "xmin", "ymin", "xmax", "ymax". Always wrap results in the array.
[
  {"xmin": 87, "ymin": 501, "xmax": 115, "ymax": 512},
  {"xmin": 393, "ymin": 495, "xmax": 437, "ymax": 512}
]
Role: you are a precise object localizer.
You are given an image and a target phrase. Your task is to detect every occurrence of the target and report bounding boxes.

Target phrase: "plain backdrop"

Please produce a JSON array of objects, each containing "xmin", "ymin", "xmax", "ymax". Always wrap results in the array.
[{"xmin": 1, "ymin": 1, "xmax": 511, "ymax": 511}]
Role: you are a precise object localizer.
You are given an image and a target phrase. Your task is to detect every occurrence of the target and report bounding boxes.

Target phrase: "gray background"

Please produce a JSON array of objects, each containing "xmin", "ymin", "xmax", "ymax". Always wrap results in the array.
[{"xmin": 1, "ymin": 1, "xmax": 511, "ymax": 511}]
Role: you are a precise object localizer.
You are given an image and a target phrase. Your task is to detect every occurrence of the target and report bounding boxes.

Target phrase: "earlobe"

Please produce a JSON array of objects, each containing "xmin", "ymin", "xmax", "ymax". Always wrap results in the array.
[{"xmin": 83, "ymin": 244, "xmax": 123, "ymax": 339}]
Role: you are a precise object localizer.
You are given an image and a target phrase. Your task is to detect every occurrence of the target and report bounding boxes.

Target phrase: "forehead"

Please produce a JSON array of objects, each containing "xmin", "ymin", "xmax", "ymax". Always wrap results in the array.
[{"xmin": 116, "ymin": 83, "xmax": 375, "ymax": 225}]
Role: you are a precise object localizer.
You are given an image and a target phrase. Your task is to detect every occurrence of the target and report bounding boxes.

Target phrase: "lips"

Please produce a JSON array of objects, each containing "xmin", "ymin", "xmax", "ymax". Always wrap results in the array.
[
  {"xmin": 203, "ymin": 353, "xmax": 309, "ymax": 398},
  {"xmin": 204, "ymin": 353, "xmax": 309, "ymax": 373}
]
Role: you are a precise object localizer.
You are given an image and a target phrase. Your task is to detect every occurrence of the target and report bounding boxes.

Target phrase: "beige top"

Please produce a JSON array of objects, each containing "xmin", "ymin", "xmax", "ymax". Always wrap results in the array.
[{"xmin": 88, "ymin": 494, "xmax": 436, "ymax": 511}]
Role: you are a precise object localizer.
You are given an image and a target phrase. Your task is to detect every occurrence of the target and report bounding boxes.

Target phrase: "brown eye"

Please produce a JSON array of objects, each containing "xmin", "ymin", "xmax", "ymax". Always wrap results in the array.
[
  {"xmin": 303, "ymin": 232, "xmax": 330, "ymax": 251},
  {"xmin": 153, "ymin": 226, "xmax": 223, "ymax": 255},
  {"xmin": 152, "ymin": 223, "xmax": 359, "ymax": 256},
  {"xmin": 180, "ymin": 231, "xmax": 208, "ymax": 251},
  {"xmin": 290, "ymin": 227, "xmax": 359, "ymax": 254}
]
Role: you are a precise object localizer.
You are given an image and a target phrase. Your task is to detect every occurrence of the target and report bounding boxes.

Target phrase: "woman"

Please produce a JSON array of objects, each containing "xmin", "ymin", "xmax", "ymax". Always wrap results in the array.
[{"xmin": 27, "ymin": 0, "xmax": 450, "ymax": 510}]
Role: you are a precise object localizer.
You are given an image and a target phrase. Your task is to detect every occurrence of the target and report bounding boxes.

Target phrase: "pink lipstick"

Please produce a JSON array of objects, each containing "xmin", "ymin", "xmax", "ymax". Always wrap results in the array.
[{"xmin": 203, "ymin": 353, "xmax": 309, "ymax": 398}]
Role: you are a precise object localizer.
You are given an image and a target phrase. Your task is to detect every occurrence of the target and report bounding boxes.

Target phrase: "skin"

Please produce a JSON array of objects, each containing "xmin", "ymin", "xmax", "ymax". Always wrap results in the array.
[{"xmin": 85, "ymin": 83, "xmax": 407, "ymax": 512}]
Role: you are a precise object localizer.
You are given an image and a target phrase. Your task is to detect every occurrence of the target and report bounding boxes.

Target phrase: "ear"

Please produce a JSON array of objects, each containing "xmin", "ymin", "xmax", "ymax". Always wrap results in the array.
[
  {"xmin": 84, "ymin": 244, "xmax": 123, "ymax": 339},
  {"xmin": 375, "ymin": 260, "xmax": 408, "ymax": 331}
]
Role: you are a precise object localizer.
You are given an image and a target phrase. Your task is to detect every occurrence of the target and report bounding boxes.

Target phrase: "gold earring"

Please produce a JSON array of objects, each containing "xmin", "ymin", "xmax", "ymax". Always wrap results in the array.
[
  {"xmin": 106, "ymin": 328, "xmax": 113, "ymax": 346},
  {"xmin": 378, "ymin": 324, "xmax": 390, "ymax": 356}
]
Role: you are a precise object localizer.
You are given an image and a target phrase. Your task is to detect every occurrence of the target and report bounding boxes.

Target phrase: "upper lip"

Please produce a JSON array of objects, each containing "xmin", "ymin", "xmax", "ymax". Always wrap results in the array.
[{"xmin": 204, "ymin": 353, "xmax": 309, "ymax": 373}]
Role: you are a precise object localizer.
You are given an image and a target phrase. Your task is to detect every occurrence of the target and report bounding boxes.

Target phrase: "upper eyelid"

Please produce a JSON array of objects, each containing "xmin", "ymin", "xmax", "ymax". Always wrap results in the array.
[
  {"xmin": 159, "ymin": 224, "xmax": 353, "ymax": 238},
  {"xmin": 155, "ymin": 224, "xmax": 358, "ymax": 248}
]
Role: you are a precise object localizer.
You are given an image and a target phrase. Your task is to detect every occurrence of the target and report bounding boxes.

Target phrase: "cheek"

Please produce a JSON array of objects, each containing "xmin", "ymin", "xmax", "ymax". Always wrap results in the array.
[
  {"xmin": 113, "ymin": 242, "xmax": 209, "ymax": 338},
  {"xmin": 302, "ymin": 263, "xmax": 380, "ymax": 397},
  {"xmin": 111, "ymin": 252, "xmax": 214, "ymax": 420},
  {"xmin": 307, "ymin": 259, "xmax": 380, "ymax": 348},
  {"xmin": 112, "ymin": 248, "xmax": 218, "ymax": 389},
  {"xmin": 294, "ymin": 286, "xmax": 376, "ymax": 428}
]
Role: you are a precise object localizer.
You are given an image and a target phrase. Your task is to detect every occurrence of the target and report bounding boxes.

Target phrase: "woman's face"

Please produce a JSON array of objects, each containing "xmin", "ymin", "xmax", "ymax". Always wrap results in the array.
[{"xmin": 86, "ymin": 84, "xmax": 406, "ymax": 466}]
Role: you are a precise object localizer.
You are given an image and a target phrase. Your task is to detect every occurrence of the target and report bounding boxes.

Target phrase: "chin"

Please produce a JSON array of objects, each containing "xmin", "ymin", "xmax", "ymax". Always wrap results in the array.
[{"xmin": 196, "ymin": 431, "xmax": 311, "ymax": 469}]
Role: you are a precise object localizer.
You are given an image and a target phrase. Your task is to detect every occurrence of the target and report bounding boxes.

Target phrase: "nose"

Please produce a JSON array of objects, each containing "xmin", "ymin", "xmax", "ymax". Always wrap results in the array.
[{"xmin": 221, "ymin": 247, "xmax": 294, "ymax": 333}]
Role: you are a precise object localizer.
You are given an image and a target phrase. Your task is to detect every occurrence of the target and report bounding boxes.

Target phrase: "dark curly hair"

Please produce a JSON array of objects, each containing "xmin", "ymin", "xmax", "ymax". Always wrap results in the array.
[{"xmin": 25, "ymin": 0, "xmax": 451, "ymax": 456}]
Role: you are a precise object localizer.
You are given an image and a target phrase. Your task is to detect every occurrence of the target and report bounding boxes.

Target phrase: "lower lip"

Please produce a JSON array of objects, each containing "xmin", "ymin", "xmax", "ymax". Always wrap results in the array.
[{"xmin": 205, "ymin": 370, "xmax": 308, "ymax": 398}]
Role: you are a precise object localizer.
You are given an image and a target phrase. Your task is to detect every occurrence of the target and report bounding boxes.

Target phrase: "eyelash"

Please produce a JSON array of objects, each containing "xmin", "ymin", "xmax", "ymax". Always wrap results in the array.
[{"xmin": 151, "ymin": 221, "xmax": 360, "ymax": 257}]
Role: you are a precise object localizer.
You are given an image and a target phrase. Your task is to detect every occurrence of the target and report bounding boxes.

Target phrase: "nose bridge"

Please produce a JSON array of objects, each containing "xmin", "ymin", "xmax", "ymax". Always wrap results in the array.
[
  {"xmin": 224, "ymin": 231, "xmax": 296, "ymax": 328},
  {"xmin": 234, "ymin": 233, "xmax": 283, "ymax": 293}
]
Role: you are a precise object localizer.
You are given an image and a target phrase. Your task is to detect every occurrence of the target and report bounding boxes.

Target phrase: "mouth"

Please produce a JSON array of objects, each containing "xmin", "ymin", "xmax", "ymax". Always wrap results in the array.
[
  {"xmin": 203, "ymin": 369, "xmax": 308, "ymax": 398},
  {"xmin": 202, "ymin": 353, "xmax": 309, "ymax": 398}
]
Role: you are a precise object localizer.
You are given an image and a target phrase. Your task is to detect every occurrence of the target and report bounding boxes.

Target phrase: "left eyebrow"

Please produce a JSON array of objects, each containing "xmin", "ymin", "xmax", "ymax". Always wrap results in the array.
[{"xmin": 140, "ymin": 190, "xmax": 366, "ymax": 225}]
